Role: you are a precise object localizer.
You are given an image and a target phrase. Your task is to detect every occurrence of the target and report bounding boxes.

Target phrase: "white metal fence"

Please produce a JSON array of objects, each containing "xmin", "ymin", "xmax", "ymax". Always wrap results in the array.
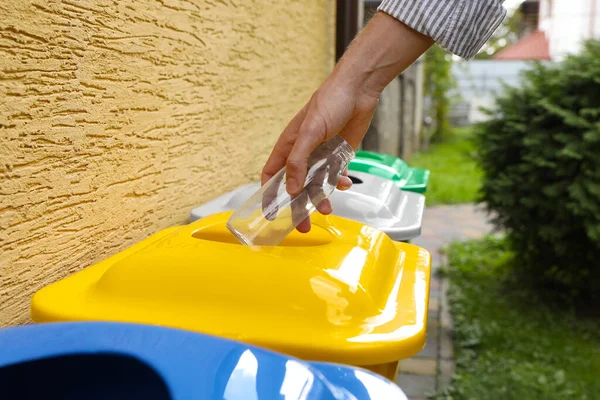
[{"xmin": 449, "ymin": 60, "xmax": 546, "ymax": 125}]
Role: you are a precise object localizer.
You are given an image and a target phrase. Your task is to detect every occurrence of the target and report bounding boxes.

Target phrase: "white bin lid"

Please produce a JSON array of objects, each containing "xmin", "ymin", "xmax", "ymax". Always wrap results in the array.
[{"xmin": 190, "ymin": 171, "xmax": 425, "ymax": 241}]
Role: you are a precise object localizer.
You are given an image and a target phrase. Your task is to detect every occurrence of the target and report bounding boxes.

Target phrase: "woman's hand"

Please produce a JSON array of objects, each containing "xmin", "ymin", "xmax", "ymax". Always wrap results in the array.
[
  {"xmin": 261, "ymin": 12, "xmax": 433, "ymax": 233},
  {"xmin": 261, "ymin": 74, "xmax": 379, "ymax": 232}
]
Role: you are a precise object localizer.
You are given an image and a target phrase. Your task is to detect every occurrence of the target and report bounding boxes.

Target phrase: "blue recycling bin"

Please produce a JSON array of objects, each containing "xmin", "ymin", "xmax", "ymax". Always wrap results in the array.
[{"xmin": 0, "ymin": 322, "xmax": 407, "ymax": 400}]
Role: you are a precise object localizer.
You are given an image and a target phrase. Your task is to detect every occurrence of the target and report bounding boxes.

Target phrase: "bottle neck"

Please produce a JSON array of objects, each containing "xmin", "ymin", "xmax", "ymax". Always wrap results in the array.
[{"xmin": 329, "ymin": 135, "xmax": 356, "ymax": 163}]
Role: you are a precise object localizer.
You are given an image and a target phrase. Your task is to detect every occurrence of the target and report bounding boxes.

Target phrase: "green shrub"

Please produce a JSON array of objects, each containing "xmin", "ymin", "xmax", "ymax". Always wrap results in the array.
[{"xmin": 476, "ymin": 40, "xmax": 600, "ymax": 303}]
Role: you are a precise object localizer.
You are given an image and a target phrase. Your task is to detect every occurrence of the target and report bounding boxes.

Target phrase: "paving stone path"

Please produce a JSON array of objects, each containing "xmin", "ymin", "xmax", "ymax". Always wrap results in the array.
[{"xmin": 396, "ymin": 204, "xmax": 494, "ymax": 400}]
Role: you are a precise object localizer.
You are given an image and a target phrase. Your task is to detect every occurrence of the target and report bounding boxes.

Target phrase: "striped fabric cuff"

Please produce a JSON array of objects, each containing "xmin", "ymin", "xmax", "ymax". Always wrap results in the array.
[{"xmin": 378, "ymin": 0, "xmax": 507, "ymax": 59}]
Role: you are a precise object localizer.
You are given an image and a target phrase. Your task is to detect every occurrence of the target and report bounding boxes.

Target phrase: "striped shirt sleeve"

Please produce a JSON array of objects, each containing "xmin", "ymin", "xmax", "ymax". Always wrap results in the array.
[{"xmin": 378, "ymin": 0, "xmax": 507, "ymax": 59}]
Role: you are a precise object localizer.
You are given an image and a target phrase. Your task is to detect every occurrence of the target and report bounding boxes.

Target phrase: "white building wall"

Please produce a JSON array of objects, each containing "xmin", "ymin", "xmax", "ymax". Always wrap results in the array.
[
  {"xmin": 593, "ymin": 0, "xmax": 600, "ymax": 38},
  {"xmin": 539, "ymin": 0, "xmax": 600, "ymax": 59}
]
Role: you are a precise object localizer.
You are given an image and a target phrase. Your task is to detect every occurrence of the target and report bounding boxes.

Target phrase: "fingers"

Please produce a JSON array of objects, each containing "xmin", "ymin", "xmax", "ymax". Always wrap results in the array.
[
  {"xmin": 337, "ymin": 175, "xmax": 353, "ymax": 191},
  {"xmin": 286, "ymin": 115, "xmax": 328, "ymax": 195},
  {"xmin": 261, "ymin": 172, "xmax": 282, "ymax": 220},
  {"xmin": 261, "ymin": 105, "xmax": 308, "ymax": 186},
  {"xmin": 296, "ymin": 216, "xmax": 311, "ymax": 233},
  {"xmin": 289, "ymin": 191, "xmax": 312, "ymax": 232},
  {"xmin": 306, "ymin": 157, "xmax": 328, "ymax": 212},
  {"xmin": 316, "ymin": 199, "xmax": 333, "ymax": 215}
]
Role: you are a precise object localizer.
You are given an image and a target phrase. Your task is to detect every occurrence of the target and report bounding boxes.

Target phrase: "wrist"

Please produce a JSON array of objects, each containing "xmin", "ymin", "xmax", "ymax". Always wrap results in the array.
[{"xmin": 332, "ymin": 12, "xmax": 433, "ymax": 100}]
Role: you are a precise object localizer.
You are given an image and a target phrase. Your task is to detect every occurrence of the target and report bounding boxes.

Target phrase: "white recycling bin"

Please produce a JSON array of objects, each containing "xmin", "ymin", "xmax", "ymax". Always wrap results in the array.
[{"xmin": 190, "ymin": 171, "xmax": 425, "ymax": 241}]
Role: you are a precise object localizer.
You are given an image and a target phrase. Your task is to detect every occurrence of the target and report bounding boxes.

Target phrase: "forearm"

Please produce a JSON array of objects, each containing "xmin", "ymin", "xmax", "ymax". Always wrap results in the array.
[
  {"xmin": 378, "ymin": 0, "xmax": 507, "ymax": 59},
  {"xmin": 331, "ymin": 12, "xmax": 433, "ymax": 100}
]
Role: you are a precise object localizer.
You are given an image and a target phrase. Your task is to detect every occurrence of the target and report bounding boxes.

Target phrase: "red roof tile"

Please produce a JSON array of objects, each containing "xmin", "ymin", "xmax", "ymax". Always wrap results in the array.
[{"xmin": 493, "ymin": 30, "xmax": 550, "ymax": 60}]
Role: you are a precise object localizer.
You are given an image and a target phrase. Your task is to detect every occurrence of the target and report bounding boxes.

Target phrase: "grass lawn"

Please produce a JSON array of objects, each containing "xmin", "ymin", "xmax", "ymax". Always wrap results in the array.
[
  {"xmin": 436, "ymin": 237, "xmax": 600, "ymax": 400},
  {"xmin": 410, "ymin": 128, "xmax": 482, "ymax": 206}
]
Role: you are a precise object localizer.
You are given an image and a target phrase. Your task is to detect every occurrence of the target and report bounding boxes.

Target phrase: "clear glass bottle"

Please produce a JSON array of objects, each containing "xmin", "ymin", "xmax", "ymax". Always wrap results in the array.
[{"xmin": 226, "ymin": 135, "xmax": 355, "ymax": 246}]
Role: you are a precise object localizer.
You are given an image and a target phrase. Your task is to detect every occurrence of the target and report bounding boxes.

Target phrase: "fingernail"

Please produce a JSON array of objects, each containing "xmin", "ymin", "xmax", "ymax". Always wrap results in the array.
[{"xmin": 339, "ymin": 177, "xmax": 352, "ymax": 189}]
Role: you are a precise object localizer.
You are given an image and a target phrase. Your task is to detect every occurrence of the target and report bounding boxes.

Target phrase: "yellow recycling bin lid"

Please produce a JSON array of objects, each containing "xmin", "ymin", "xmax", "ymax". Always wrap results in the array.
[{"xmin": 32, "ymin": 212, "xmax": 431, "ymax": 367}]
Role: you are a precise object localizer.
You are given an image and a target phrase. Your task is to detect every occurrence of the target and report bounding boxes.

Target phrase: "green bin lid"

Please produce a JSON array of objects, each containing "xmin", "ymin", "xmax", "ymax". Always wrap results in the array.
[{"xmin": 349, "ymin": 150, "xmax": 430, "ymax": 194}]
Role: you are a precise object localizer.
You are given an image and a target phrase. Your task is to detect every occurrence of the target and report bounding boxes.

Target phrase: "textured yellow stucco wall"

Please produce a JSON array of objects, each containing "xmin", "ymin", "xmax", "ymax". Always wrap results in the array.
[{"xmin": 0, "ymin": 0, "xmax": 336, "ymax": 326}]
